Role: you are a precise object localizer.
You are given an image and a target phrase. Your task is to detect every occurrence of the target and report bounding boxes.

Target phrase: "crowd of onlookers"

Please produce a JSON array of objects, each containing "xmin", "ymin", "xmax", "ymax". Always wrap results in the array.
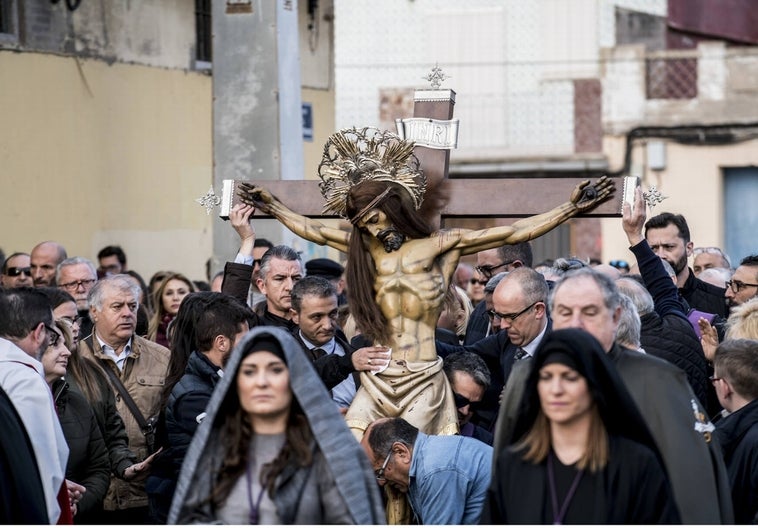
[{"xmin": 1, "ymin": 199, "xmax": 756, "ymax": 524}]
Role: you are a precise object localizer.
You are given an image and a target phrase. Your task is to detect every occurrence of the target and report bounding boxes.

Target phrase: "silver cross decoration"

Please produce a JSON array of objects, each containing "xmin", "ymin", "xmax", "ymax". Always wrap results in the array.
[
  {"xmin": 642, "ymin": 186, "xmax": 668, "ymax": 211},
  {"xmin": 195, "ymin": 186, "xmax": 221, "ymax": 215},
  {"xmin": 423, "ymin": 63, "xmax": 449, "ymax": 90}
]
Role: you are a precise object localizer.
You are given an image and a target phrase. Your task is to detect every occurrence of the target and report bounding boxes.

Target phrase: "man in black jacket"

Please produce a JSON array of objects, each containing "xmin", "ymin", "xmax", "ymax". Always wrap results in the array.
[
  {"xmin": 644, "ymin": 211, "xmax": 729, "ymax": 319},
  {"xmin": 712, "ymin": 338, "xmax": 758, "ymax": 524},
  {"xmin": 617, "ymin": 195, "xmax": 712, "ymax": 414},
  {"xmin": 148, "ymin": 294, "xmax": 250, "ymax": 523},
  {"xmin": 290, "ymin": 275, "xmax": 389, "ymax": 409}
]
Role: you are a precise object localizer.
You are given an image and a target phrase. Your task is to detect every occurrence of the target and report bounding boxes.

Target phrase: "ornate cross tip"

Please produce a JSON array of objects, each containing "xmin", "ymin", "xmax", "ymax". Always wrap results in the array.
[
  {"xmin": 642, "ymin": 186, "xmax": 668, "ymax": 210},
  {"xmin": 195, "ymin": 186, "xmax": 221, "ymax": 215},
  {"xmin": 423, "ymin": 63, "xmax": 449, "ymax": 90}
]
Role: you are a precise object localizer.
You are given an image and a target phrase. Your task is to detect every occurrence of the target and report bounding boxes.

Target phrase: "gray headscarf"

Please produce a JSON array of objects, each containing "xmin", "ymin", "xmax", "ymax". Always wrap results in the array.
[{"xmin": 168, "ymin": 326, "xmax": 386, "ymax": 524}]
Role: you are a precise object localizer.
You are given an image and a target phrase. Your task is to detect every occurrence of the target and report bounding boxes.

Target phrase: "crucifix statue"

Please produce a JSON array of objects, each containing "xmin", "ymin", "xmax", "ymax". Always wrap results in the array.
[{"xmin": 236, "ymin": 126, "xmax": 614, "ymax": 442}]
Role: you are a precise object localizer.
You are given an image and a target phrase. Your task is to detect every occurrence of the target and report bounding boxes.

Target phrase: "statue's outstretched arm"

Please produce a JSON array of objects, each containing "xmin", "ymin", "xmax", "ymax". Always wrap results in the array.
[
  {"xmin": 454, "ymin": 176, "xmax": 615, "ymax": 255},
  {"xmin": 238, "ymin": 183, "xmax": 350, "ymax": 253}
]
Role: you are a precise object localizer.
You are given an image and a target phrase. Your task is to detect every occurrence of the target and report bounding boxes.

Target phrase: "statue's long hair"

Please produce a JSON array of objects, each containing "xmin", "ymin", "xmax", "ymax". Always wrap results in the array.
[{"xmin": 345, "ymin": 179, "xmax": 448, "ymax": 345}]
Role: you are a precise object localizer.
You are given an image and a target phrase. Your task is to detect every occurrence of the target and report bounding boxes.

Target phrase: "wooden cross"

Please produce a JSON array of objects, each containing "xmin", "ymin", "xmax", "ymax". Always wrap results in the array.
[{"xmin": 210, "ymin": 76, "xmax": 623, "ymax": 227}]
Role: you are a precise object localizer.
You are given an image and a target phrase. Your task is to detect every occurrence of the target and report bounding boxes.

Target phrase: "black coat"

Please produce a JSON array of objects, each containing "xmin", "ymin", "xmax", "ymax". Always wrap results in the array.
[
  {"xmin": 629, "ymin": 240, "xmax": 711, "ymax": 412},
  {"xmin": 715, "ymin": 399, "xmax": 758, "ymax": 524},
  {"xmin": 679, "ymin": 267, "xmax": 729, "ymax": 319},
  {"xmin": 146, "ymin": 351, "xmax": 223, "ymax": 523},
  {"xmin": 0, "ymin": 386, "xmax": 47, "ymax": 524},
  {"xmin": 463, "ymin": 300, "xmax": 489, "ymax": 345},
  {"xmin": 52, "ymin": 378, "xmax": 111, "ymax": 520},
  {"xmin": 484, "ymin": 436, "xmax": 680, "ymax": 524}
]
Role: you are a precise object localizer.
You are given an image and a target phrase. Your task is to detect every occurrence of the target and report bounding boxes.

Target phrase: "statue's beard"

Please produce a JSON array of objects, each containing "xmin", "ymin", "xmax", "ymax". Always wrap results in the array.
[{"xmin": 377, "ymin": 227, "xmax": 405, "ymax": 252}]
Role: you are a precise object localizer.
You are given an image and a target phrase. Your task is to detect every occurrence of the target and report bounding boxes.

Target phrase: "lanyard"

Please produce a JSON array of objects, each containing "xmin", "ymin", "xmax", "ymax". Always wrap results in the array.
[{"xmin": 546, "ymin": 452, "xmax": 584, "ymax": 525}]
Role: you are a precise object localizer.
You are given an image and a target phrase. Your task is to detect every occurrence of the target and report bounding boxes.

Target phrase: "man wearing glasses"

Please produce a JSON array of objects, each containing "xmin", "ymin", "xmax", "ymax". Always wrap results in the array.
[
  {"xmin": 0, "ymin": 287, "xmax": 70, "ymax": 524},
  {"xmin": 1, "ymin": 252, "xmax": 34, "ymax": 288},
  {"xmin": 361, "ymin": 416, "xmax": 492, "ymax": 525},
  {"xmin": 56, "ymin": 257, "xmax": 99, "ymax": 339},
  {"xmin": 725, "ymin": 255, "xmax": 758, "ymax": 310},
  {"xmin": 465, "ymin": 242, "xmax": 533, "ymax": 345}
]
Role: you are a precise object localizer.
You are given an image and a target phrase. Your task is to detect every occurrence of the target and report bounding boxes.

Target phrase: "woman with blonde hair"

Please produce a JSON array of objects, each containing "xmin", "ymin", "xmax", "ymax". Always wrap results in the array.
[
  {"xmin": 147, "ymin": 272, "xmax": 196, "ymax": 348},
  {"xmin": 482, "ymin": 328, "xmax": 679, "ymax": 524}
]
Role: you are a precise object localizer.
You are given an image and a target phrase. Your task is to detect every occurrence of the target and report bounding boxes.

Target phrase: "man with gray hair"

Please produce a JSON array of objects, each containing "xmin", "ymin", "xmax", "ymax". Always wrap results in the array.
[
  {"xmin": 78, "ymin": 275, "xmax": 169, "ymax": 524},
  {"xmin": 615, "ymin": 292, "xmax": 642, "ymax": 351},
  {"xmin": 539, "ymin": 267, "xmax": 733, "ymax": 524},
  {"xmin": 222, "ymin": 243, "xmax": 303, "ymax": 332},
  {"xmin": 56, "ymin": 257, "xmax": 99, "ymax": 338}
]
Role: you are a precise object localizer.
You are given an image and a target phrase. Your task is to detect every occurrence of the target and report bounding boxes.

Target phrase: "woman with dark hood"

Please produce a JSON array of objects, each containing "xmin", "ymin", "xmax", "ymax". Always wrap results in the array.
[
  {"xmin": 481, "ymin": 328, "xmax": 680, "ymax": 524},
  {"xmin": 168, "ymin": 326, "xmax": 385, "ymax": 524}
]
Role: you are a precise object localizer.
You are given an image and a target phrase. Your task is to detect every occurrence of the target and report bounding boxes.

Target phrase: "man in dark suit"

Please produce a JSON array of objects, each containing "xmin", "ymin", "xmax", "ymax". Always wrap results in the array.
[
  {"xmin": 290, "ymin": 275, "xmax": 390, "ymax": 409},
  {"xmin": 440, "ymin": 267, "xmax": 550, "ymax": 433},
  {"xmin": 464, "ymin": 242, "xmax": 533, "ymax": 345}
]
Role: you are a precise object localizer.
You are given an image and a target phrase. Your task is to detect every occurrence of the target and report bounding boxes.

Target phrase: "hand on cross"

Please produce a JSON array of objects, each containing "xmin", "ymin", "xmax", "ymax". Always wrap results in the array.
[
  {"xmin": 570, "ymin": 176, "xmax": 615, "ymax": 212},
  {"xmin": 238, "ymin": 182, "xmax": 275, "ymax": 214}
]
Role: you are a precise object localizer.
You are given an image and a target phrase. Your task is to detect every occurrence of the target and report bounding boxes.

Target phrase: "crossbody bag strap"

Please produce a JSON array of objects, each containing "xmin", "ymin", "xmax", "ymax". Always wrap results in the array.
[{"xmin": 98, "ymin": 358, "xmax": 149, "ymax": 431}]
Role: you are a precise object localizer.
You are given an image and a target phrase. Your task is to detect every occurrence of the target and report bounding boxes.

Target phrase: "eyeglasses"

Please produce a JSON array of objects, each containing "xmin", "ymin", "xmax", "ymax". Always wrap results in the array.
[
  {"xmin": 709, "ymin": 376, "xmax": 723, "ymax": 385},
  {"xmin": 475, "ymin": 260, "xmax": 515, "ymax": 278},
  {"xmin": 486, "ymin": 301, "xmax": 541, "ymax": 324},
  {"xmin": 5, "ymin": 267, "xmax": 32, "ymax": 277},
  {"xmin": 453, "ymin": 392, "xmax": 481, "ymax": 409},
  {"xmin": 60, "ymin": 315, "xmax": 83, "ymax": 328},
  {"xmin": 469, "ymin": 278, "xmax": 487, "ymax": 286},
  {"xmin": 375, "ymin": 449, "xmax": 394, "ymax": 481},
  {"xmin": 725, "ymin": 279, "xmax": 758, "ymax": 293},
  {"xmin": 44, "ymin": 324, "xmax": 61, "ymax": 347},
  {"xmin": 58, "ymin": 279, "xmax": 97, "ymax": 291}
]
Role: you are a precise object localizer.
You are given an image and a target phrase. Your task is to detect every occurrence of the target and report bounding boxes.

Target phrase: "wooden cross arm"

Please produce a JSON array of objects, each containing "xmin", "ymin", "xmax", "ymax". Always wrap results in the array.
[{"xmin": 228, "ymin": 176, "xmax": 622, "ymax": 219}]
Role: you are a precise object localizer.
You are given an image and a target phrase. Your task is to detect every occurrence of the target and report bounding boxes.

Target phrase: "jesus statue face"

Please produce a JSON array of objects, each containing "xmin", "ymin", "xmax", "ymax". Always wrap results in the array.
[{"xmin": 356, "ymin": 208, "xmax": 405, "ymax": 252}]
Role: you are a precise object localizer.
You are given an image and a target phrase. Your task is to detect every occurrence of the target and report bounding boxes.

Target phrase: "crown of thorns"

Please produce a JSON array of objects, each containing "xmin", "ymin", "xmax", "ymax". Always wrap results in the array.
[{"xmin": 317, "ymin": 127, "xmax": 427, "ymax": 219}]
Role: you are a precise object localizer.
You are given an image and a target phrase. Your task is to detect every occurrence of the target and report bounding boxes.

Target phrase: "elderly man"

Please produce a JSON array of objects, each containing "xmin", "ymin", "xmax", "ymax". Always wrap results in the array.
[
  {"xmin": 290, "ymin": 275, "xmax": 390, "ymax": 409},
  {"xmin": 30, "ymin": 241, "xmax": 67, "ymax": 287},
  {"xmin": 0, "ymin": 288, "xmax": 69, "ymax": 524},
  {"xmin": 542, "ymin": 267, "xmax": 733, "ymax": 524},
  {"xmin": 78, "ymin": 275, "xmax": 169, "ymax": 524},
  {"xmin": 56, "ymin": 257, "xmax": 99, "ymax": 338},
  {"xmin": 240, "ymin": 127, "xmax": 612, "ymax": 439},
  {"xmin": 361, "ymin": 417, "xmax": 491, "ymax": 525},
  {"xmin": 1, "ymin": 252, "xmax": 33, "ymax": 288},
  {"xmin": 693, "ymin": 246, "xmax": 731, "ymax": 277}
]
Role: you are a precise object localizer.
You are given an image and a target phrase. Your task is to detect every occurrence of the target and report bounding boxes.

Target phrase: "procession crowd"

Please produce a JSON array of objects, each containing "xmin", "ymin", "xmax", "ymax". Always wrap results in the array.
[{"xmin": 1, "ymin": 193, "xmax": 757, "ymax": 525}]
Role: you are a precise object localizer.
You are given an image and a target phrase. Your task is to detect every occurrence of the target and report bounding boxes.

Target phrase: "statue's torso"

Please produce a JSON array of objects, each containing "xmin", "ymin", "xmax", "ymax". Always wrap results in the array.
[{"xmin": 370, "ymin": 238, "xmax": 456, "ymax": 361}]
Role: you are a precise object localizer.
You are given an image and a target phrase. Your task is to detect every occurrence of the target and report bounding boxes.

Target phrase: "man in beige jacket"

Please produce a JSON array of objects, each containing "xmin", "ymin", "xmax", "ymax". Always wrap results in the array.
[{"xmin": 79, "ymin": 274, "xmax": 169, "ymax": 524}]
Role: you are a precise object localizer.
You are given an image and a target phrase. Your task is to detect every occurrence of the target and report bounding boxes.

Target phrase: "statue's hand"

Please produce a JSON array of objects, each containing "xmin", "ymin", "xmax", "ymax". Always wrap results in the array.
[
  {"xmin": 238, "ymin": 182, "xmax": 275, "ymax": 213},
  {"xmin": 570, "ymin": 176, "xmax": 615, "ymax": 212}
]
